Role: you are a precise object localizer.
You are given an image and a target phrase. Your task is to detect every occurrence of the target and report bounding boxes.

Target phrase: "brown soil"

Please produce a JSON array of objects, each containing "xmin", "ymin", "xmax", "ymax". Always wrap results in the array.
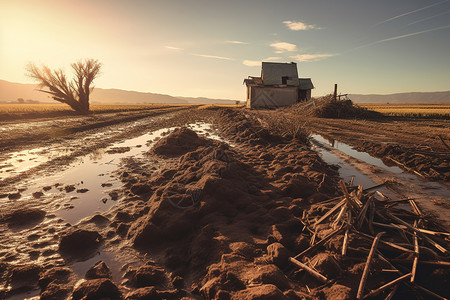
[
  {"xmin": 254, "ymin": 109, "xmax": 450, "ymax": 183},
  {"xmin": 305, "ymin": 116, "xmax": 450, "ymax": 183},
  {"xmin": 0, "ymin": 107, "xmax": 448, "ymax": 299}
]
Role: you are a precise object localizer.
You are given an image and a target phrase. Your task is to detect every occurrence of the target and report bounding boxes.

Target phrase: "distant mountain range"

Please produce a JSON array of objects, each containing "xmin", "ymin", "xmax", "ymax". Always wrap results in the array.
[
  {"xmin": 0, "ymin": 79, "xmax": 236, "ymax": 105},
  {"xmin": 1, "ymin": 79, "xmax": 449, "ymax": 105},
  {"xmin": 349, "ymin": 91, "xmax": 450, "ymax": 103}
]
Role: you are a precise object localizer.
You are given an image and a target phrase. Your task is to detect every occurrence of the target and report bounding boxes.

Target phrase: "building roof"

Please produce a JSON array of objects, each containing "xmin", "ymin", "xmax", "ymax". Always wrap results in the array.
[
  {"xmin": 299, "ymin": 78, "xmax": 314, "ymax": 90},
  {"xmin": 243, "ymin": 76, "xmax": 263, "ymax": 85}
]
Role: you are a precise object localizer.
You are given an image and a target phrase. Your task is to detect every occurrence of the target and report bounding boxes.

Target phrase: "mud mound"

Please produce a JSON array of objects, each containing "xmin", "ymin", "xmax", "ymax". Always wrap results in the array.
[
  {"xmin": 215, "ymin": 108, "xmax": 283, "ymax": 145},
  {"xmin": 152, "ymin": 127, "xmax": 210, "ymax": 156},
  {"xmin": 122, "ymin": 111, "xmax": 341, "ymax": 297},
  {"xmin": 2, "ymin": 208, "xmax": 46, "ymax": 229},
  {"xmin": 361, "ymin": 141, "xmax": 450, "ymax": 181},
  {"xmin": 58, "ymin": 229, "xmax": 102, "ymax": 259},
  {"xmin": 288, "ymin": 95, "xmax": 382, "ymax": 119}
]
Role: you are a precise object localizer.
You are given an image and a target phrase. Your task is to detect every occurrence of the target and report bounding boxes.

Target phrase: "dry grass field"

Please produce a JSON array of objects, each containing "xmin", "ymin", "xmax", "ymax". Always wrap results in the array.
[
  {"xmin": 0, "ymin": 103, "xmax": 176, "ymax": 113},
  {"xmin": 360, "ymin": 102, "xmax": 450, "ymax": 118},
  {"xmin": 0, "ymin": 103, "xmax": 242, "ymax": 121},
  {"xmin": 0, "ymin": 103, "xmax": 187, "ymax": 121}
]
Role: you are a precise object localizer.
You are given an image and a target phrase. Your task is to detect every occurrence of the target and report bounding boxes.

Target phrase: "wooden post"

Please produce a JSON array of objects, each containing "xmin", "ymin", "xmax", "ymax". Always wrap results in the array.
[{"xmin": 333, "ymin": 84, "xmax": 338, "ymax": 101}]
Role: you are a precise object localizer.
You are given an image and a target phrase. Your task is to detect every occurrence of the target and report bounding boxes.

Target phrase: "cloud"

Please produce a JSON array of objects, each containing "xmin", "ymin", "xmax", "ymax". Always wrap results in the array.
[
  {"xmin": 264, "ymin": 57, "xmax": 281, "ymax": 61},
  {"xmin": 242, "ymin": 57, "xmax": 283, "ymax": 66},
  {"xmin": 191, "ymin": 53, "xmax": 235, "ymax": 61},
  {"xmin": 406, "ymin": 10, "xmax": 450, "ymax": 27},
  {"xmin": 290, "ymin": 53, "xmax": 335, "ymax": 62},
  {"xmin": 270, "ymin": 42, "xmax": 298, "ymax": 53},
  {"xmin": 242, "ymin": 60, "xmax": 261, "ymax": 67},
  {"xmin": 225, "ymin": 40, "xmax": 248, "ymax": 44},
  {"xmin": 165, "ymin": 46, "xmax": 183, "ymax": 50},
  {"xmin": 351, "ymin": 24, "xmax": 450, "ymax": 51},
  {"xmin": 375, "ymin": 0, "xmax": 448, "ymax": 26},
  {"xmin": 283, "ymin": 21, "xmax": 318, "ymax": 31}
]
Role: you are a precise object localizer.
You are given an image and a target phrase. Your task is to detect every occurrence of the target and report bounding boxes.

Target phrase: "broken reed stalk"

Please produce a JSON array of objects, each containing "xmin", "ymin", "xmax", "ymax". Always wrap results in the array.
[
  {"xmin": 356, "ymin": 197, "xmax": 371, "ymax": 229},
  {"xmin": 342, "ymin": 226, "xmax": 350, "ymax": 256},
  {"xmin": 371, "ymin": 222, "xmax": 450, "ymax": 237},
  {"xmin": 339, "ymin": 179, "xmax": 359, "ymax": 213},
  {"xmin": 414, "ymin": 284, "xmax": 449, "ymax": 300},
  {"xmin": 384, "ymin": 284, "xmax": 399, "ymax": 300},
  {"xmin": 389, "ymin": 259, "xmax": 450, "ymax": 267},
  {"xmin": 313, "ymin": 199, "xmax": 346, "ymax": 228},
  {"xmin": 386, "ymin": 212, "xmax": 448, "ymax": 254},
  {"xmin": 349, "ymin": 176, "xmax": 355, "ymax": 186},
  {"xmin": 411, "ymin": 230, "xmax": 419, "ymax": 283},
  {"xmin": 293, "ymin": 227, "xmax": 344, "ymax": 260},
  {"xmin": 377, "ymin": 251, "xmax": 449, "ymax": 300},
  {"xmin": 362, "ymin": 273, "xmax": 412, "ymax": 299},
  {"xmin": 387, "ymin": 156, "xmax": 426, "ymax": 178},
  {"xmin": 357, "ymin": 232, "xmax": 385, "ymax": 300},
  {"xmin": 289, "ymin": 257, "xmax": 329, "ymax": 283},
  {"xmin": 363, "ymin": 182, "xmax": 386, "ymax": 192},
  {"xmin": 409, "ymin": 199, "xmax": 422, "ymax": 216},
  {"xmin": 332, "ymin": 204, "xmax": 346, "ymax": 229},
  {"xmin": 356, "ymin": 231, "xmax": 414, "ymax": 253}
]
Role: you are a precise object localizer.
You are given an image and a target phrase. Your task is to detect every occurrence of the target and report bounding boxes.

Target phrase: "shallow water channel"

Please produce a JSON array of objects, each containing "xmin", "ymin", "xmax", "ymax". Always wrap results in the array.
[
  {"xmin": 310, "ymin": 134, "xmax": 450, "ymax": 224},
  {"xmin": 1, "ymin": 122, "xmax": 224, "ymax": 225}
]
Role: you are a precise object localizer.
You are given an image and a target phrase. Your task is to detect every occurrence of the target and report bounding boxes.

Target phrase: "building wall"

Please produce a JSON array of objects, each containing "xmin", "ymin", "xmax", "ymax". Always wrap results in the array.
[
  {"xmin": 299, "ymin": 89, "xmax": 312, "ymax": 101},
  {"xmin": 261, "ymin": 63, "xmax": 299, "ymax": 86},
  {"xmin": 247, "ymin": 86, "xmax": 299, "ymax": 109}
]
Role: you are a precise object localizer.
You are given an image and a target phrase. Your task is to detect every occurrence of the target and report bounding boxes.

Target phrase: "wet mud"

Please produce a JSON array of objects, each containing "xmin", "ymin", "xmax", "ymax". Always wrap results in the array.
[{"xmin": 0, "ymin": 108, "xmax": 448, "ymax": 299}]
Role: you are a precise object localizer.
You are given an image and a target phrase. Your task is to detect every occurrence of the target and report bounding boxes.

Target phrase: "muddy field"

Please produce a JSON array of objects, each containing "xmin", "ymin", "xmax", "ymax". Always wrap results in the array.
[{"xmin": 0, "ymin": 107, "xmax": 449, "ymax": 299}]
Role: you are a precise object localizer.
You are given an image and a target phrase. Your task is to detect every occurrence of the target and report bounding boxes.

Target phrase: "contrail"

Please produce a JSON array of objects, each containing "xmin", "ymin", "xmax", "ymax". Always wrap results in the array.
[
  {"xmin": 406, "ymin": 10, "xmax": 450, "ymax": 26},
  {"xmin": 348, "ymin": 24, "xmax": 450, "ymax": 52},
  {"xmin": 375, "ymin": 0, "xmax": 448, "ymax": 26}
]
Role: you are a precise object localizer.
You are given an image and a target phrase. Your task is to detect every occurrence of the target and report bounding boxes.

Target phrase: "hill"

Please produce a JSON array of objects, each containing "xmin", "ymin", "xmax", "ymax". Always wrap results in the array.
[
  {"xmin": 349, "ymin": 91, "xmax": 450, "ymax": 103},
  {"xmin": 0, "ymin": 79, "xmax": 236, "ymax": 105}
]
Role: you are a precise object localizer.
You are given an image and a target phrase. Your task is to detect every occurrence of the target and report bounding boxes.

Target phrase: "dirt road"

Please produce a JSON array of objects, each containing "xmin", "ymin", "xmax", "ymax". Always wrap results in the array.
[
  {"xmin": 0, "ymin": 108, "xmax": 448, "ymax": 299},
  {"xmin": 305, "ymin": 117, "xmax": 450, "ymax": 183}
]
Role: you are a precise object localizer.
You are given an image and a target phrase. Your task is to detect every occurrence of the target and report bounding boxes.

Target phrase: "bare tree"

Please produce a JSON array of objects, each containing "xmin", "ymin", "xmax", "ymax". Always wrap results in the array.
[{"xmin": 27, "ymin": 59, "xmax": 102, "ymax": 114}]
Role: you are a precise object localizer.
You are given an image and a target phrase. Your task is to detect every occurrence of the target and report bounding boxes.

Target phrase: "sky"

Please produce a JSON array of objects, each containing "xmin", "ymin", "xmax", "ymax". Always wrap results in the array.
[{"xmin": 1, "ymin": 0, "xmax": 449, "ymax": 100}]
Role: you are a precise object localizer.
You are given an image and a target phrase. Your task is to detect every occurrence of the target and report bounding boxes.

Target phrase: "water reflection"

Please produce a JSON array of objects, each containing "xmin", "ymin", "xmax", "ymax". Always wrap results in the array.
[
  {"xmin": 1, "ymin": 123, "xmax": 229, "ymax": 225},
  {"xmin": 311, "ymin": 134, "xmax": 403, "ymax": 174}
]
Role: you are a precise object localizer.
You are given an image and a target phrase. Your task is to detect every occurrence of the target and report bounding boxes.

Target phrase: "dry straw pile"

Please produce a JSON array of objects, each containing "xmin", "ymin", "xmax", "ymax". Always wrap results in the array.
[{"xmin": 286, "ymin": 95, "xmax": 382, "ymax": 119}]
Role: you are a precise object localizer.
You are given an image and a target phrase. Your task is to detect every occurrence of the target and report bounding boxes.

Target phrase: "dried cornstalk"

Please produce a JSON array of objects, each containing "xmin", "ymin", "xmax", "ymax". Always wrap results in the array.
[
  {"xmin": 414, "ymin": 284, "xmax": 449, "ymax": 300},
  {"xmin": 384, "ymin": 284, "xmax": 399, "ymax": 300},
  {"xmin": 332, "ymin": 204, "xmax": 347, "ymax": 229},
  {"xmin": 342, "ymin": 226, "xmax": 350, "ymax": 256},
  {"xmin": 363, "ymin": 273, "xmax": 411, "ymax": 299},
  {"xmin": 356, "ymin": 231, "xmax": 413, "ymax": 253},
  {"xmin": 411, "ymin": 230, "xmax": 419, "ymax": 283},
  {"xmin": 293, "ymin": 227, "xmax": 344, "ymax": 260},
  {"xmin": 386, "ymin": 212, "xmax": 447, "ymax": 254},
  {"xmin": 409, "ymin": 199, "xmax": 422, "ymax": 216},
  {"xmin": 356, "ymin": 197, "xmax": 371, "ymax": 229},
  {"xmin": 368, "ymin": 199, "xmax": 375, "ymax": 235},
  {"xmin": 289, "ymin": 257, "xmax": 329, "ymax": 283},
  {"xmin": 340, "ymin": 180, "xmax": 359, "ymax": 213},
  {"xmin": 313, "ymin": 199, "xmax": 346, "ymax": 228},
  {"xmin": 357, "ymin": 232, "xmax": 385, "ymax": 299}
]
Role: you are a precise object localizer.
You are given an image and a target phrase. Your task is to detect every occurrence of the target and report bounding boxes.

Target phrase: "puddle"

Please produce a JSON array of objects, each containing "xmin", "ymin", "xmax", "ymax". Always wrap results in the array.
[
  {"xmin": 0, "ymin": 147, "xmax": 74, "ymax": 180},
  {"xmin": 70, "ymin": 250, "xmax": 130, "ymax": 283},
  {"xmin": 6, "ymin": 290, "xmax": 40, "ymax": 300},
  {"xmin": 311, "ymin": 134, "xmax": 402, "ymax": 174},
  {"xmin": 1, "ymin": 122, "xmax": 227, "ymax": 225},
  {"xmin": 311, "ymin": 134, "xmax": 450, "ymax": 224},
  {"xmin": 186, "ymin": 122, "xmax": 234, "ymax": 146},
  {"xmin": 311, "ymin": 142, "xmax": 401, "ymax": 199}
]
